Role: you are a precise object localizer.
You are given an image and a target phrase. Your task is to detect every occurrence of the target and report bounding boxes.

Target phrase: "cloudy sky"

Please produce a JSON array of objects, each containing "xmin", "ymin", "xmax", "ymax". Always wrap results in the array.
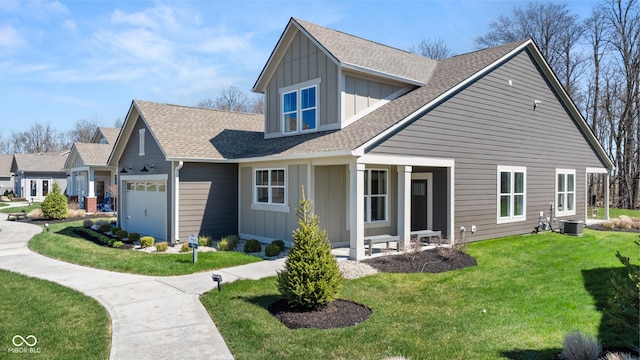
[{"xmin": 0, "ymin": 0, "xmax": 597, "ymax": 135}]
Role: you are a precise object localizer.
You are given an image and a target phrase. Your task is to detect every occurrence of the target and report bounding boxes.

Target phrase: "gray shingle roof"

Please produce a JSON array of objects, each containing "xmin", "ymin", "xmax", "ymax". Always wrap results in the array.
[
  {"xmin": 98, "ymin": 127, "xmax": 120, "ymax": 144},
  {"xmin": 0, "ymin": 154, "xmax": 13, "ymax": 177},
  {"xmin": 134, "ymin": 101, "xmax": 263, "ymax": 160},
  {"xmin": 12, "ymin": 152, "xmax": 68, "ymax": 172},
  {"xmin": 74, "ymin": 143, "xmax": 114, "ymax": 166},
  {"xmin": 134, "ymin": 22, "xmax": 528, "ymax": 162},
  {"xmin": 293, "ymin": 18, "xmax": 437, "ymax": 84}
]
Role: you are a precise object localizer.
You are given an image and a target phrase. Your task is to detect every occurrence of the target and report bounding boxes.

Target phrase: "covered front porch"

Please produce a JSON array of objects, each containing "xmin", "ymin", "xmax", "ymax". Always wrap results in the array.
[
  {"xmin": 67, "ymin": 167, "xmax": 116, "ymax": 213},
  {"xmin": 313, "ymin": 154, "xmax": 455, "ymax": 261}
]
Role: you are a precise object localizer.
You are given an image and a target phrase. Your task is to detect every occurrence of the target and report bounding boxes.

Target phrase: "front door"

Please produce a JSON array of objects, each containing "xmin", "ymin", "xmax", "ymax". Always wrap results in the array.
[{"xmin": 411, "ymin": 173, "xmax": 433, "ymax": 231}]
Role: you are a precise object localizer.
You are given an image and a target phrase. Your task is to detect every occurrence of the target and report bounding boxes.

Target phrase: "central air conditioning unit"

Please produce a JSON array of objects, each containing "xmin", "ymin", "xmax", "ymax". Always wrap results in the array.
[{"xmin": 559, "ymin": 220, "xmax": 584, "ymax": 236}]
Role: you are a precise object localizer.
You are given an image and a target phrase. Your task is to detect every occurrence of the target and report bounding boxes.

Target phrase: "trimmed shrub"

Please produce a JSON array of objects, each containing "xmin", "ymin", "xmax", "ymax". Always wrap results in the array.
[
  {"xmin": 82, "ymin": 219, "xmax": 94, "ymax": 228},
  {"xmin": 198, "ymin": 235, "xmax": 212, "ymax": 247},
  {"xmin": 98, "ymin": 224, "xmax": 112, "ymax": 233},
  {"xmin": 560, "ymin": 330, "xmax": 601, "ymax": 360},
  {"xmin": 277, "ymin": 188, "xmax": 343, "ymax": 310},
  {"xmin": 95, "ymin": 219, "xmax": 109, "ymax": 226},
  {"xmin": 112, "ymin": 241, "xmax": 123, "ymax": 248},
  {"xmin": 155, "ymin": 242, "xmax": 168, "ymax": 252},
  {"xmin": 181, "ymin": 242, "xmax": 191, "ymax": 252},
  {"xmin": 41, "ymin": 182, "xmax": 68, "ymax": 220},
  {"xmin": 128, "ymin": 233, "xmax": 140, "ymax": 242},
  {"xmin": 111, "ymin": 226, "xmax": 121, "ymax": 234},
  {"xmin": 217, "ymin": 235, "xmax": 239, "ymax": 251},
  {"xmin": 140, "ymin": 236, "xmax": 155, "ymax": 248},
  {"xmin": 243, "ymin": 239, "xmax": 262, "ymax": 253},
  {"xmin": 115, "ymin": 230, "xmax": 128, "ymax": 240},
  {"xmin": 271, "ymin": 239, "xmax": 285, "ymax": 252},
  {"xmin": 265, "ymin": 244, "xmax": 281, "ymax": 257}
]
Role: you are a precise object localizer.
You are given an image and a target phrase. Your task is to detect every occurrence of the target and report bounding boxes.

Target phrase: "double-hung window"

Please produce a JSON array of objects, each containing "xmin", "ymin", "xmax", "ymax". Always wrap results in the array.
[
  {"xmin": 255, "ymin": 168, "xmax": 286, "ymax": 205},
  {"xmin": 281, "ymin": 79, "xmax": 319, "ymax": 134},
  {"xmin": 364, "ymin": 169, "xmax": 388, "ymax": 222},
  {"xmin": 497, "ymin": 166, "xmax": 526, "ymax": 223},
  {"xmin": 556, "ymin": 169, "xmax": 576, "ymax": 216}
]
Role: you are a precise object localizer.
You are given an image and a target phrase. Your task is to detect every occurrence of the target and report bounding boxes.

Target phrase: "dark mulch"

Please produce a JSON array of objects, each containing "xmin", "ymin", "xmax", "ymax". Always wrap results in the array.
[
  {"xmin": 269, "ymin": 249, "xmax": 476, "ymax": 330},
  {"xmin": 362, "ymin": 248, "xmax": 477, "ymax": 273},
  {"xmin": 72, "ymin": 229, "xmax": 135, "ymax": 250},
  {"xmin": 586, "ymin": 224, "xmax": 640, "ymax": 233},
  {"xmin": 268, "ymin": 299, "xmax": 372, "ymax": 330}
]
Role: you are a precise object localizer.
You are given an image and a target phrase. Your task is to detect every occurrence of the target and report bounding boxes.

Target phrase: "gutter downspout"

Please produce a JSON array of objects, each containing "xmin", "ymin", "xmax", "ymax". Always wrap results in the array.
[{"xmin": 172, "ymin": 161, "xmax": 184, "ymax": 244}]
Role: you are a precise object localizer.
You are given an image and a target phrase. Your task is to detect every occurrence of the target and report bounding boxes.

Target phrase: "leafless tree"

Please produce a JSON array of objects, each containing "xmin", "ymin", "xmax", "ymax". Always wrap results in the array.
[
  {"xmin": 197, "ymin": 86, "xmax": 249, "ymax": 112},
  {"xmin": 475, "ymin": 2, "xmax": 585, "ymax": 98},
  {"xmin": 410, "ymin": 38, "xmax": 453, "ymax": 60},
  {"xmin": 68, "ymin": 117, "xmax": 99, "ymax": 143},
  {"xmin": 11, "ymin": 122, "xmax": 65, "ymax": 154},
  {"xmin": 113, "ymin": 117, "xmax": 123, "ymax": 128},
  {"xmin": 247, "ymin": 95, "xmax": 265, "ymax": 114}
]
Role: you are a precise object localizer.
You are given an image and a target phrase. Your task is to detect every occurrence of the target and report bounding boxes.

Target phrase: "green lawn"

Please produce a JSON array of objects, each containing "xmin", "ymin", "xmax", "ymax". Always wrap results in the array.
[
  {"xmin": 28, "ymin": 220, "xmax": 262, "ymax": 276},
  {"xmin": 0, "ymin": 269, "xmax": 110, "ymax": 360},
  {"xmin": 201, "ymin": 229, "xmax": 638, "ymax": 359},
  {"xmin": 587, "ymin": 207, "xmax": 640, "ymax": 220},
  {"xmin": 0, "ymin": 202, "xmax": 41, "ymax": 214}
]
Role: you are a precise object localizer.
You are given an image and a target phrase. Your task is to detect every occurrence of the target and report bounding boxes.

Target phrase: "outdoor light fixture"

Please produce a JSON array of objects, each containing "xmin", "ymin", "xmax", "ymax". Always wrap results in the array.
[
  {"xmin": 533, "ymin": 100, "xmax": 541, "ymax": 109},
  {"xmin": 212, "ymin": 274, "xmax": 223, "ymax": 292},
  {"xmin": 140, "ymin": 164, "xmax": 155, "ymax": 172},
  {"xmin": 120, "ymin": 166, "xmax": 131, "ymax": 174},
  {"xmin": 45, "ymin": 223, "xmax": 49, "ymax": 232}
]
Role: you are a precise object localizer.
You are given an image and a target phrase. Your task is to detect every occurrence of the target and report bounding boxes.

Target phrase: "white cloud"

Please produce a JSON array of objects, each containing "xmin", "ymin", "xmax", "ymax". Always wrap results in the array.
[
  {"xmin": 0, "ymin": 24, "xmax": 25, "ymax": 47},
  {"xmin": 62, "ymin": 19, "xmax": 76, "ymax": 32}
]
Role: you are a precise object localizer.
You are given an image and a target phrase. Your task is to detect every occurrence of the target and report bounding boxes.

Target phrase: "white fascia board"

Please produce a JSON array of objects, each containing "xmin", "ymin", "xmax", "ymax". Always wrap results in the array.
[
  {"xmin": 358, "ymin": 154, "xmax": 454, "ymax": 168},
  {"xmin": 586, "ymin": 167, "xmax": 609, "ymax": 174},
  {"xmin": 341, "ymin": 63, "xmax": 425, "ymax": 87},
  {"xmin": 526, "ymin": 44, "xmax": 615, "ymax": 171},
  {"xmin": 355, "ymin": 42, "xmax": 532, "ymax": 155}
]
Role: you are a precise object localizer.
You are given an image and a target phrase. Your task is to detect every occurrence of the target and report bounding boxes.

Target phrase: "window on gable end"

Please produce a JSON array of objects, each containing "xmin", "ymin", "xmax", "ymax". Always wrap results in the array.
[
  {"xmin": 139, "ymin": 129, "xmax": 146, "ymax": 156},
  {"xmin": 280, "ymin": 78, "xmax": 320, "ymax": 134},
  {"xmin": 497, "ymin": 166, "xmax": 526, "ymax": 223}
]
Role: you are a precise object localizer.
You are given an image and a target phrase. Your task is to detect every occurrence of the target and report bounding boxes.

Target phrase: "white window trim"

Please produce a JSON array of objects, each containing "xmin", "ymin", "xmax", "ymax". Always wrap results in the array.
[
  {"xmin": 279, "ymin": 78, "xmax": 321, "ymax": 135},
  {"xmin": 251, "ymin": 168, "xmax": 289, "ymax": 212},
  {"xmin": 556, "ymin": 169, "xmax": 576, "ymax": 216},
  {"xmin": 138, "ymin": 128, "xmax": 145, "ymax": 156},
  {"xmin": 497, "ymin": 165, "xmax": 527, "ymax": 224},
  {"xmin": 364, "ymin": 168, "xmax": 389, "ymax": 224}
]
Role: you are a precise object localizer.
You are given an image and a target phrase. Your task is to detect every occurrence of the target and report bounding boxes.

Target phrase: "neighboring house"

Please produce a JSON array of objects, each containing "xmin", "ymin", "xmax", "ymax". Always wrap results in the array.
[
  {"xmin": 64, "ymin": 127, "xmax": 120, "ymax": 213},
  {"xmin": 11, "ymin": 150, "xmax": 69, "ymax": 202},
  {"xmin": 108, "ymin": 18, "xmax": 613, "ymax": 260},
  {"xmin": 0, "ymin": 154, "xmax": 14, "ymax": 194}
]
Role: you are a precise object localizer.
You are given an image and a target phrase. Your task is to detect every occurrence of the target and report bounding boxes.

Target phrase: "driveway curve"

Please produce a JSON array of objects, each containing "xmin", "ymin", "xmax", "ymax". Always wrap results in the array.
[{"xmin": 0, "ymin": 214, "xmax": 285, "ymax": 359}]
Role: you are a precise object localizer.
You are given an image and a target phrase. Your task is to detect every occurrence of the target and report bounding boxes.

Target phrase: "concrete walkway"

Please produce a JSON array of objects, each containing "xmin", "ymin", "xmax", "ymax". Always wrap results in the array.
[{"xmin": 0, "ymin": 212, "xmax": 286, "ymax": 359}]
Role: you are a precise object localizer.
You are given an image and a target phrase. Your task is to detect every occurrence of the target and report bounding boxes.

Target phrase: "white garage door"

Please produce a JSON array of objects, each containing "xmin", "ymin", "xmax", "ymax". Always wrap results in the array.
[{"xmin": 123, "ymin": 180, "xmax": 167, "ymax": 240}]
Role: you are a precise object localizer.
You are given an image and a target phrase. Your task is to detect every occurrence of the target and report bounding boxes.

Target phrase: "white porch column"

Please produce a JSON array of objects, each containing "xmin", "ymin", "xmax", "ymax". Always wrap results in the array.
[
  {"xmin": 397, "ymin": 165, "xmax": 412, "ymax": 251},
  {"xmin": 349, "ymin": 162, "xmax": 365, "ymax": 260},
  {"xmin": 604, "ymin": 173, "xmax": 610, "ymax": 220},
  {"xmin": 88, "ymin": 169, "xmax": 95, "ymax": 197}
]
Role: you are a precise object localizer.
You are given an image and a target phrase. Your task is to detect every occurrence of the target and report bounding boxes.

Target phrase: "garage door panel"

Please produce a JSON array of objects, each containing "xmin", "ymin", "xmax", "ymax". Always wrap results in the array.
[{"xmin": 124, "ymin": 180, "xmax": 166, "ymax": 240}]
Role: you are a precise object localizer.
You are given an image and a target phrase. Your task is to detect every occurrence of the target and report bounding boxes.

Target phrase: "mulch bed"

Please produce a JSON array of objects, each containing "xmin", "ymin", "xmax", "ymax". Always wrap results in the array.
[
  {"xmin": 585, "ymin": 224, "xmax": 640, "ymax": 233},
  {"xmin": 72, "ymin": 229, "xmax": 135, "ymax": 250},
  {"xmin": 269, "ymin": 249, "xmax": 476, "ymax": 330},
  {"xmin": 362, "ymin": 248, "xmax": 477, "ymax": 273}
]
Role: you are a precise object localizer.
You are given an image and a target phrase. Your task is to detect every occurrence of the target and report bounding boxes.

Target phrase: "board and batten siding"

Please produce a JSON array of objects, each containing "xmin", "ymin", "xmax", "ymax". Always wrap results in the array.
[
  {"xmin": 314, "ymin": 165, "xmax": 349, "ymax": 244},
  {"xmin": 370, "ymin": 49, "xmax": 608, "ymax": 242},
  {"xmin": 178, "ymin": 162, "xmax": 238, "ymax": 240},
  {"xmin": 265, "ymin": 31, "xmax": 339, "ymax": 135},
  {"xmin": 239, "ymin": 164, "xmax": 308, "ymax": 243},
  {"xmin": 117, "ymin": 116, "xmax": 172, "ymax": 240},
  {"xmin": 344, "ymin": 75, "xmax": 404, "ymax": 122}
]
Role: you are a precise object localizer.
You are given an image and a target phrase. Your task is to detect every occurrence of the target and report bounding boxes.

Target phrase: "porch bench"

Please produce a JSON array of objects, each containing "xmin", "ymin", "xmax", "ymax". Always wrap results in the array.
[
  {"xmin": 410, "ymin": 230, "xmax": 442, "ymax": 244},
  {"xmin": 7, "ymin": 212, "xmax": 27, "ymax": 221},
  {"xmin": 364, "ymin": 234, "xmax": 400, "ymax": 256}
]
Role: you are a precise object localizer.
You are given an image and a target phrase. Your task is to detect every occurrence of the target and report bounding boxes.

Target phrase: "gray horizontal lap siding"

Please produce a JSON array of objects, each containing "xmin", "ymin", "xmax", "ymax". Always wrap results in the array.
[
  {"xmin": 178, "ymin": 163, "xmax": 238, "ymax": 240},
  {"xmin": 370, "ymin": 50, "xmax": 606, "ymax": 242}
]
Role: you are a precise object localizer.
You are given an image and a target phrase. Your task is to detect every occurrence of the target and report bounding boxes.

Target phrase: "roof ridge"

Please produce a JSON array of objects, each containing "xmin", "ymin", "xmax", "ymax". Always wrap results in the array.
[{"xmin": 134, "ymin": 99, "xmax": 263, "ymax": 117}]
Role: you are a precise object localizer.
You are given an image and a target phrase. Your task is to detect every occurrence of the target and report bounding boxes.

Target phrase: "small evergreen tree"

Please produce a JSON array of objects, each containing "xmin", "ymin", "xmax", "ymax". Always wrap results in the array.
[
  {"xmin": 41, "ymin": 182, "xmax": 68, "ymax": 220},
  {"xmin": 277, "ymin": 187, "xmax": 343, "ymax": 310},
  {"xmin": 608, "ymin": 240, "xmax": 639, "ymax": 342}
]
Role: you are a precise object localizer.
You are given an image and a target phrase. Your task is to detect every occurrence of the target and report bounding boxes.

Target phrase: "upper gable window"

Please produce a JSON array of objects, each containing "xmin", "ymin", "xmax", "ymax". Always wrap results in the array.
[
  {"xmin": 280, "ymin": 78, "xmax": 320, "ymax": 134},
  {"xmin": 138, "ymin": 129, "xmax": 145, "ymax": 156}
]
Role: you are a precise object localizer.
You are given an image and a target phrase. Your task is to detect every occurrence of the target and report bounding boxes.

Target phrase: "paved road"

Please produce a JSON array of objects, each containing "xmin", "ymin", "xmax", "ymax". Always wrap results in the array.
[{"xmin": 0, "ymin": 212, "xmax": 286, "ymax": 359}]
